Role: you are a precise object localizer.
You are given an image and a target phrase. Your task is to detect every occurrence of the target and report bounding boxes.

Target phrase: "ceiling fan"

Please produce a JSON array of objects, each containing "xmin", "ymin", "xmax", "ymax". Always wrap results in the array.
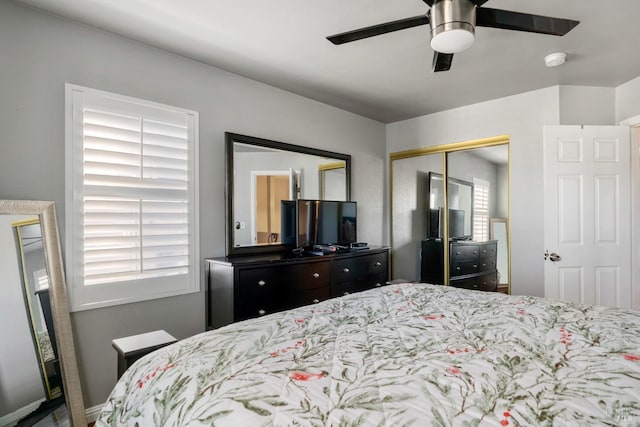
[{"xmin": 327, "ymin": 0, "xmax": 579, "ymax": 72}]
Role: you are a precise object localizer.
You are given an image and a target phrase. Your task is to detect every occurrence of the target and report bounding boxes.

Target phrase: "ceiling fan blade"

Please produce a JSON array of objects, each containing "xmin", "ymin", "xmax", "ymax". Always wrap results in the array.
[
  {"xmin": 422, "ymin": 0, "xmax": 434, "ymax": 6},
  {"xmin": 327, "ymin": 15, "xmax": 429, "ymax": 45},
  {"xmin": 469, "ymin": 0, "xmax": 490, "ymax": 6},
  {"xmin": 432, "ymin": 51, "xmax": 454, "ymax": 72},
  {"xmin": 476, "ymin": 8, "xmax": 579, "ymax": 36}
]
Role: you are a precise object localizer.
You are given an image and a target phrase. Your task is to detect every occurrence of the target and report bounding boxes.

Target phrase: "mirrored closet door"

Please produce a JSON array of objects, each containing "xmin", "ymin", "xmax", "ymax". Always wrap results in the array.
[{"xmin": 390, "ymin": 136, "xmax": 510, "ymax": 293}]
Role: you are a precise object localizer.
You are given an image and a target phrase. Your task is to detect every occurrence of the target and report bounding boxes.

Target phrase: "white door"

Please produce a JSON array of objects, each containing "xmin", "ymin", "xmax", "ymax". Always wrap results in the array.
[{"xmin": 543, "ymin": 125, "xmax": 631, "ymax": 308}]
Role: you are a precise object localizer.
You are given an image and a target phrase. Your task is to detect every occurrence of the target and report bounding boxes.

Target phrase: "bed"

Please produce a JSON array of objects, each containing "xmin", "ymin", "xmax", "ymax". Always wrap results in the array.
[{"xmin": 96, "ymin": 283, "xmax": 640, "ymax": 426}]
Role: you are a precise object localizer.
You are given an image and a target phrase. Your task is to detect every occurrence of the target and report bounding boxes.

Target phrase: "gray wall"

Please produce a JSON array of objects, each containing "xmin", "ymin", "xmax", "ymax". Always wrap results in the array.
[
  {"xmin": 559, "ymin": 85, "xmax": 615, "ymax": 125},
  {"xmin": 616, "ymin": 75, "xmax": 640, "ymax": 122},
  {"xmin": 0, "ymin": 1, "xmax": 386, "ymax": 409}
]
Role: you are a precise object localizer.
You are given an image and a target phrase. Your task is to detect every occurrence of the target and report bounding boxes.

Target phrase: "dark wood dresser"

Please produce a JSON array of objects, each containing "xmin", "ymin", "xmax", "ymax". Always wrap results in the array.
[
  {"xmin": 206, "ymin": 247, "xmax": 390, "ymax": 329},
  {"xmin": 421, "ymin": 239, "xmax": 498, "ymax": 292}
]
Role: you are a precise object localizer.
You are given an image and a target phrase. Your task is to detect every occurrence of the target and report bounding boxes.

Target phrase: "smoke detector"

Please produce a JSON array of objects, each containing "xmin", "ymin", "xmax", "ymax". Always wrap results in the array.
[{"xmin": 545, "ymin": 52, "xmax": 567, "ymax": 67}]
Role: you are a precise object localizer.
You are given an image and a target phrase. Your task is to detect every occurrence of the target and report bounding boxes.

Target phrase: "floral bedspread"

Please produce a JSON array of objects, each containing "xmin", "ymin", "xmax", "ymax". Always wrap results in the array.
[{"xmin": 97, "ymin": 283, "xmax": 640, "ymax": 426}]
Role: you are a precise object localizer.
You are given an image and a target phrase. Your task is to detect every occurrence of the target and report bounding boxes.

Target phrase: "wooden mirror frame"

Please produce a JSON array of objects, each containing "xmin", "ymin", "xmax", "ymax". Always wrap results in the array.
[
  {"xmin": 225, "ymin": 132, "xmax": 351, "ymax": 256},
  {"xmin": 0, "ymin": 200, "xmax": 86, "ymax": 426}
]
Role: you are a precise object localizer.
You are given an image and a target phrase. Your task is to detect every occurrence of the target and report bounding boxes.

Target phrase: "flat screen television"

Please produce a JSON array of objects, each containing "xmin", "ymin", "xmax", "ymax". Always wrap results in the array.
[
  {"xmin": 296, "ymin": 199, "xmax": 357, "ymax": 248},
  {"xmin": 280, "ymin": 200, "xmax": 296, "ymax": 245},
  {"xmin": 428, "ymin": 207, "xmax": 466, "ymax": 239}
]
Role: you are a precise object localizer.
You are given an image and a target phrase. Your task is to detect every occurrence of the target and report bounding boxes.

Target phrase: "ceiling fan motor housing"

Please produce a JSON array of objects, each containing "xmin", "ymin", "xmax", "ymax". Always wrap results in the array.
[{"xmin": 430, "ymin": 0, "xmax": 476, "ymax": 53}]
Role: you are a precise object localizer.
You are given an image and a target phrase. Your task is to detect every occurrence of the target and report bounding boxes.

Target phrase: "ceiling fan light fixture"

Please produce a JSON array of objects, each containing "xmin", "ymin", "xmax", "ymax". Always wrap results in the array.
[
  {"xmin": 430, "ymin": 27, "xmax": 475, "ymax": 53},
  {"xmin": 429, "ymin": 0, "xmax": 477, "ymax": 54}
]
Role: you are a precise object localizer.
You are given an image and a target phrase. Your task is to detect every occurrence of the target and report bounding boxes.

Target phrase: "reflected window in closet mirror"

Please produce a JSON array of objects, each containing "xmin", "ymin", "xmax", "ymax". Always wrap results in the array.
[
  {"xmin": 0, "ymin": 200, "xmax": 86, "ymax": 427},
  {"xmin": 226, "ymin": 133, "xmax": 351, "ymax": 256}
]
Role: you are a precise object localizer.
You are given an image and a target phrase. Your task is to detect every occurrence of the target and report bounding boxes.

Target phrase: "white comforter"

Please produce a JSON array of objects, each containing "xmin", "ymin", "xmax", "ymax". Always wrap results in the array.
[{"xmin": 97, "ymin": 283, "xmax": 640, "ymax": 426}]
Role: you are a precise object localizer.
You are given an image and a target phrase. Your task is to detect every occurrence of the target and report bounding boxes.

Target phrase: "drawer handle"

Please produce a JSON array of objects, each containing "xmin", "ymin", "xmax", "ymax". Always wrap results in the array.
[
  {"xmin": 473, "ymin": 264, "xmax": 478, "ymax": 268},
  {"xmin": 456, "ymin": 251, "xmax": 461, "ymax": 255},
  {"xmin": 473, "ymin": 250, "xmax": 478, "ymax": 254},
  {"xmin": 481, "ymin": 263, "xmax": 486, "ymax": 267},
  {"xmin": 258, "ymin": 309, "xmax": 266, "ymax": 316},
  {"xmin": 343, "ymin": 291, "xmax": 350, "ymax": 296},
  {"xmin": 456, "ymin": 267, "xmax": 461, "ymax": 271},
  {"xmin": 375, "ymin": 283, "xmax": 382, "ymax": 287},
  {"xmin": 313, "ymin": 272, "xmax": 320, "ymax": 278},
  {"xmin": 313, "ymin": 299, "xmax": 320, "ymax": 304},
  {"xmin": 375, "ymin": 261, "xmax": 381, "ymax": 267},
  {"xmin": 343, "ymin": 267, "xmax": 350, "ymax": 273},
  {"xmin": 258, "ymin": 280, "xmax": 266, "ymax": 287},
  {"xmin": 473, "ymin": 284, "xmax": 478, "ymax": 288}
]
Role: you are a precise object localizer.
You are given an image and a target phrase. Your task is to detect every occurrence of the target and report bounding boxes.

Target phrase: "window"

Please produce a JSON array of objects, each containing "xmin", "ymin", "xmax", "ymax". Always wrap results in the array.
[
  {"xmin": 473, "ymin": 178, "xmax": 490, "ymax": 242},
  {"xmin": 66, "ymin": 85, "xmax": 199, "ymax": 311}
]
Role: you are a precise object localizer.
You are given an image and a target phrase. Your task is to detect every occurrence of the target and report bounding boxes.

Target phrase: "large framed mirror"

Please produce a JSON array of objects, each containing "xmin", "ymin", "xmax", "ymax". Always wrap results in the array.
[
  {"xmin": 0, "ymin": 200, "xmax": 86, "ymax": 427},
  {"xmin": 226, "ymin": 133, "xmax": 351, "ymax": 256},
  {"xmin": 390, "ymin": 135, "xmax": 510, "ymax": 293}
]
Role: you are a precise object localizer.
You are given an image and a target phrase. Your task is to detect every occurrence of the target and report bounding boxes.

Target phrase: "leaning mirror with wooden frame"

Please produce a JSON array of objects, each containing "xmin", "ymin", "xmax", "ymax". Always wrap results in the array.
[
  {"xmin": 226, "ymin": 132, "xmax": 351, "ymax": 256},
  {"xmin": 0, "ymin": 200, "xmax": 86, "ymax": 427}
]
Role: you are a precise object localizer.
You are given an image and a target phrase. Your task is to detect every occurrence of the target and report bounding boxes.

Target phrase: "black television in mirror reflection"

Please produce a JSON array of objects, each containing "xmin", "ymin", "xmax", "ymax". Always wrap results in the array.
[
  {"xmin": 428, "ymin": 207, "xmax": 468, "ymax": 240},
  {"xmin": 282, "ymin": 199, "xmax": 357, "ymax": 248}
]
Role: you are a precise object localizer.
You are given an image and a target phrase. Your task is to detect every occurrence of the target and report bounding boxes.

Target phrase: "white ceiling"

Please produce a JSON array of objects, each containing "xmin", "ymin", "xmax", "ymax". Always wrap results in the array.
[{"xmin": 15, "ymin": 0, "xmax": 640, "ymax": 123}]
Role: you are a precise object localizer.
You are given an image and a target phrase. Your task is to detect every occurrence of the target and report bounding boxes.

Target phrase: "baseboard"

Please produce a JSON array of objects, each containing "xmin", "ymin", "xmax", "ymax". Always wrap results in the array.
[
  {"xmin": 86, "ymin": 404, "xmax": 103, "ymax": 424},
  {"xmin": 0, "ymin": 399, "xmax": 46, "ymax": 427}
]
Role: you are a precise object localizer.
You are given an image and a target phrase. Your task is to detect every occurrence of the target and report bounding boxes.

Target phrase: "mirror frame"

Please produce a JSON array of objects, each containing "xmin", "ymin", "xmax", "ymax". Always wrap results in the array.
[
  {"xmin": 427, "ymin": 172, "xmax": 474, "ymax": 240},
  {"xmin": 0, "ymin": 200, "xmax": 86, "ymax": 426},
  {"xmin": 225, "ymin": 132, "xmax": 351, "ymax": 256}
]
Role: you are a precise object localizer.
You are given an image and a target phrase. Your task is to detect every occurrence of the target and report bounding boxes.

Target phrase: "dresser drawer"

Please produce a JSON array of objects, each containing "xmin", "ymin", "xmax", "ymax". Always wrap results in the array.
[
  {"xmin": 236, "ymin": 267, "xmax": 287, "ymax": 320},
  {"xmin": 450, "ymin": 272, "xmax": 497, "ymax": 292},
  {"xmin": 331, "ymin": 252, "xmax": 387, "ymax": 285},
  {"xmin": 479, "ymin": 242, "xmax": 497, "ymax": 259},
  {"xmin": 478, "ymin": 257, "xmax": 496, "ymax": 273},
  {"xmin": 237, "ymin": 267, "xmax": 283, "ymax": 296},
  {"xmin": 451, "ymin": 259, "xmax": 480, "ymax": 277},
  {"xmin": 450, "ymin": 244, "xmax": 480, "ymax": 261},
  {"xmin": 477, "ymin": 271, "xmax": 498, "ymax": 291},
  {"xmin": 287, "ymin": 261, "xmax": 331, "ymax": 291},
  {"xmin": 333, "ymin": 278, "xmax": 385, "ymax": 297},
  {"xmin": 289, "ymin": 287, "xmax": 331, "ymax": 308}
]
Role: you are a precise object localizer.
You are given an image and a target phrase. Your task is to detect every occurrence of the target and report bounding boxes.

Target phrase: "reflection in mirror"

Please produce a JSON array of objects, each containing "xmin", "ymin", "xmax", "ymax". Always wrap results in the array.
[
  {"xmin": 0, "ymin": 201, "xmax": 86, "ymax": 427},
  {"xmin": 390, "ymin": 137, "xmax": 509, "ymax": 293},
  {"xmin": 447, "ymin": 145, "xmax": 509, "ymax": 289},
  {"xmin": 427, "ymin": 172, "xmax": 473, "ymax": 239},
  {"xmin": 227, "ymin": 133, "xmax": 351, "ymax": 256},
  {"xmin": 491, "ymin": 218, "xmax": 509, "ymax": 289},
  {"xmin": 319, "ymin": 162, "xmax": 347, "ymax": 200},
  {"xmin": 391, "ymin": 154, "xmax": 442, "ymax": 281},
  {"xmin": 12, "ymin": 219, "xmax": 63, "ymax": 406}
]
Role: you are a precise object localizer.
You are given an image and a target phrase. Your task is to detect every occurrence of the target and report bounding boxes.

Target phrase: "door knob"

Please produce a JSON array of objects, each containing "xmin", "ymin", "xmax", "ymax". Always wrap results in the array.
[{"xmin": 544, "ymin": 250, "xmax": 562, "ymax": 262}]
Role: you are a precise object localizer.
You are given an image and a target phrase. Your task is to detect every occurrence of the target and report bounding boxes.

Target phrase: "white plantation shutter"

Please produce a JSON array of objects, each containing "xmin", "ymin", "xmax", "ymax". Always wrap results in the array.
[
  {"xmin": 473, "ymin": 178, "xmax": 490, "ymax": 242},
  {"xmin": 66, "ymin": 85, "xmax": 199, "ymax": 311}
]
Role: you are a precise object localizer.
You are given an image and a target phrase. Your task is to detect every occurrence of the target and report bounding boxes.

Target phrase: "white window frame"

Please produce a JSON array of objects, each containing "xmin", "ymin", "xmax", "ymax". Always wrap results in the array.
[
  {"xmin": 65, "ymin": 84, "xmax": 199, "ymax": 311},
  {"xmin": 473, "ymin": 177, "xmax": 490, "ymax": 242}
]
